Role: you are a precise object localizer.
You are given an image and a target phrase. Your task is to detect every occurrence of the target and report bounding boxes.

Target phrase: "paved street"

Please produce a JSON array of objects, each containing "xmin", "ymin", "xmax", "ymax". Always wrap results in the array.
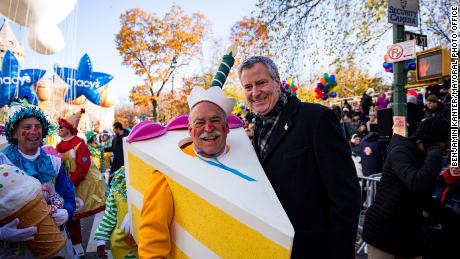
[{"xmin": 80, "ymin": 212, "xmax": 112, "ymax": 259}]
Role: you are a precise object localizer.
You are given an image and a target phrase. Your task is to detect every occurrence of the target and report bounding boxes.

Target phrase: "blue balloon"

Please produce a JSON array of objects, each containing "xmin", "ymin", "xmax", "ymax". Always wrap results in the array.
[
  {"xmin": 383, "ymin": 62, "xmax": 390, "ymax": 69},
  {"xmin": 55, "ymin": 54, "xmax": 113, "ymax": 105},
  {"xmin": 329, "ymin": 92, "xmax": 337, "ymax": 98},
  {"xmin": 328, "ymin": 75, "xmax": 336, "ymax": 83},
  {"xmin": 405, "ymin": 59, "xmax": 416, "ymax": 71},
  {"xmin": 0, "ymin": 50, "xmax": 45, "ymax": 107},
  {"xmin": 323, "ymin": 86, "xmax": 330, "ymax": 93}
]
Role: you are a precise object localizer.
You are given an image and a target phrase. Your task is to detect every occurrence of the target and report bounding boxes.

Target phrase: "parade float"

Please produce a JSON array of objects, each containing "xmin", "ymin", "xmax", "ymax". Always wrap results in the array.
[
  {"xmin": 123, "ymin": 48, "xmax": 294, "ymax": 258},
  {"xmin": 0, "ymin": 5, "xmax": 116, "ymax": 145}
]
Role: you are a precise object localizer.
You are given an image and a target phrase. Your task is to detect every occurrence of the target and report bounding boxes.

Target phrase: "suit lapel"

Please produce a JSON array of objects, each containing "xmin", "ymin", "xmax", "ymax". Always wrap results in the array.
[{"xmin": 262, "ymin": 97, "xmax": 300, "ymax": 164}]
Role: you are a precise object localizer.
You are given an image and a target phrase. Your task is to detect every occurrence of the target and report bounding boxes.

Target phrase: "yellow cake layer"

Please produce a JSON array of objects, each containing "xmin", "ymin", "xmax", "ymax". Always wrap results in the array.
[{"xmin": 127, "ymin": 151, "xmax": 290, "ymax": 258}]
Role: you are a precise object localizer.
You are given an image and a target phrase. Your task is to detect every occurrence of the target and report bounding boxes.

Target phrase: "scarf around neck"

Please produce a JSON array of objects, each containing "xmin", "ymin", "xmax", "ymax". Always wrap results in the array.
[
  {"xmin": 3, "ymin": 145, "xmax": 56, "ymax": 184},
  {"xmin": 254, "ymin": 90, "xmax": 289, "ymax": 160}
]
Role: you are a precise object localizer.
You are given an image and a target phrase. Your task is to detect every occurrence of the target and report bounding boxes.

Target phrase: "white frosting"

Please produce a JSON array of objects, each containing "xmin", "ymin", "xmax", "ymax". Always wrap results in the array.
[{"xmin": 0, "ymin": 164, "xmax": 42, "ymax": 221}]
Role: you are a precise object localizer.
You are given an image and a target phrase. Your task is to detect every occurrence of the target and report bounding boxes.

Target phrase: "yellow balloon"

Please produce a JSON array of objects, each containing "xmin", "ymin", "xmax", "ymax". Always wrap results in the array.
[
  {"xmin": 286, "ymin": 77, "xmax": 292, "ymax": 85},
  {"xmin": 330, "ymin": 86, "xmax": 339, "ymax": 93}
]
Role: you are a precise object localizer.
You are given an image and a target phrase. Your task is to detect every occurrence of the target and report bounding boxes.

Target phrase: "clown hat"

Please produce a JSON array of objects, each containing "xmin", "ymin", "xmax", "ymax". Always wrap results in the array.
[
  {"xmin": 86, "ymin": 131, "xmax": 97, "ymax": 142},
  {"xmin": 4, "ymin": 100, "xmax": 51, "ymax": 144},
  {"xmin": 58, "ymin": 108, "xmax": 85, "ymax": 135}
]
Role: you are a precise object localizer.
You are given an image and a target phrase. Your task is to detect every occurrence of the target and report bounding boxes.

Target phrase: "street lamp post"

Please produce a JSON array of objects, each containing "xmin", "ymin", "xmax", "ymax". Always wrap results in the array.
[{"xmin": 392, "ymin": 24, "xmax": 408, "ymax": 137}]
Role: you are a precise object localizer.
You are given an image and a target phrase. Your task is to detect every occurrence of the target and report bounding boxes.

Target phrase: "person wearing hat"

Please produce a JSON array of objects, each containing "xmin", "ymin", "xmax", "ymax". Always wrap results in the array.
[
  {"xmin": 100, "ymin": 129, "xmax": 113, "ymax": 173},
  {"xmin": 56, "ymin": 109, "xmax": 106, "ymax": 257},
  {"xmin": 425, "ymin": 94, "xmax": 450, "ymax": 120},
  {"xmin": 363, "ymin": 116, "xmax": 450, "ymax": 258},
  {"xmin": 0, "ymin": 104, "xmax": 76, "ymax": 257},
  {"xmin": 138, "ymin": 86, "xmax": 235, "ymax": 258},
  {"xmin": 138, "ymin": 48, "xmax": 238, "ymax": 258},
  {"xmin": 361, "ymin": 88, "xmax": 375, "ymax": 120},
  {"xmin": 238, "ymin": 56, "xmax": 361, "ymax": 258},
  {"xmin": 86, "ymin": 131, "xmax": 105, "ymax": 173}
]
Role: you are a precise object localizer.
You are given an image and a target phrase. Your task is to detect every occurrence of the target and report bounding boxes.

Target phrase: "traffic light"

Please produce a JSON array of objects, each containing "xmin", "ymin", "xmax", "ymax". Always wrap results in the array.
[{"xmin": 416, "ymin": 47, "xmax": 451, "ymax": 82}]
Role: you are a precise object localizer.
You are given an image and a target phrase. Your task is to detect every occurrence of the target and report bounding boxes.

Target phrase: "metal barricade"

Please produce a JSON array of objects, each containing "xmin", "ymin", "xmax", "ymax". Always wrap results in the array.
[
  {"xmin": 356, "ymin": 173, "xmax": 381, "ymax": 255},
  {"xmin": 359, "ymin": 173, "xmax": 382, "ymax": 209}
]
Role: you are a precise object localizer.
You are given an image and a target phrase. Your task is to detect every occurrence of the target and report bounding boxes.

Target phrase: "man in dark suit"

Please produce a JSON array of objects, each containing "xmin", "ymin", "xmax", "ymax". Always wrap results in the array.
[
  {"xmin": 106, "ymin": 122, "xmax": 129, "ymax": 183},
  {"xmin": 238, "ymin": 56, "xmax": 361, "ymax": 258}
]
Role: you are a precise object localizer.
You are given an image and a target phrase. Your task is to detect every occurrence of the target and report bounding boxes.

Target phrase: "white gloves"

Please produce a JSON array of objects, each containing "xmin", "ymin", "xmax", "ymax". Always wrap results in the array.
[
  {"xmin": 120, "ymin": 213, "xmax": 132, "ymax": 234},
  {"xmin": 0, "ymin": 218, "xmax": 36, "ymax": 242},
  {"xmin": 52, "ymin": 209, "xmax": 69, "ymax": 226},
  {"xmin": 75, "ymin": 197, "xmax": 84, "ymax": 213}
]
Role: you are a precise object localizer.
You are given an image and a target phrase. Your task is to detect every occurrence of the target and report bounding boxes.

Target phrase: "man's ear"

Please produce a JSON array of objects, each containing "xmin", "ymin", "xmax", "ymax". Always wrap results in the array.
[{"xmin": 11, "ymin": 125, "xmax": 20, "ymax": 140}]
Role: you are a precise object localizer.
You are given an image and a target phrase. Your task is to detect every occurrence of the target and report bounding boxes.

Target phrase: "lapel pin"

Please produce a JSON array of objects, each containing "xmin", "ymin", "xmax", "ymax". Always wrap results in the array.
[{"xmin": 284, "ymin": 123, "xmax": 288, "ymax": 131}]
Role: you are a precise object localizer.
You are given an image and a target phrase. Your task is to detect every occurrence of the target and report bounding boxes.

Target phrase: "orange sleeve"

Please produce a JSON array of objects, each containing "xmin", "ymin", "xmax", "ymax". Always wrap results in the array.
[{"xmin": 139, "ymin": 172, "xmax": 174, "ymax": 259}]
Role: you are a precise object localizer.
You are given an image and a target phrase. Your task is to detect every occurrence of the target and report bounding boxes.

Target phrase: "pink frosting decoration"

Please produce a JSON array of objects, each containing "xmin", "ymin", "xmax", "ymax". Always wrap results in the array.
[
  {"xmin": 127, "ymin": 114, "xmax": 244, "ymax": 143},
  {"xmin": 166, "ymin": 114, "xmax": 189, "ymax": 130},
  {"xmin": 126, "ymin": 121, "xmax": 167, "ymax": 143},
  {"xmin": 227, "ymin": 114, "xmax": 244, "ymax": 128}
]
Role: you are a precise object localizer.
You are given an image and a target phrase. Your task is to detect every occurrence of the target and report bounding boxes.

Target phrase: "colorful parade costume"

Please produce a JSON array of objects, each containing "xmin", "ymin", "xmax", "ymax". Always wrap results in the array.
[
  {"xmin": 57, "ymin": 135, "xmax": 106, "ymax": 218},
  {"xmin": 57, "ymin": 109, "xmax": 105, "ymax": 254},
  {"xmin": 57, "ymin": 109, "xmax": 106, "ymax": 219},
  {"xmin": 0, "ymin": 104, "xmax": 75, "ymax": 258},
  {"xmin": 94, "ymin": 167, "xmax": 138, "ymax": 259},
  {"xmin": 127, "ymin": 47, "xmax": 294, "ymax": 258},
  {"xmin": 86, "ymin": 131, "xmax": 106, "ymax": 173},
  {"xmin": 101, "ymin": 130, "xmax": 113, "ymax": 172}
]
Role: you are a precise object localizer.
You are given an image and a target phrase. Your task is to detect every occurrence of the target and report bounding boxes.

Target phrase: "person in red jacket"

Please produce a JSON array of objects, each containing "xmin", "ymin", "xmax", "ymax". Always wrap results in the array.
[{"xmin": 56, "ymin": 109, "xmax": 106, "ymax": 258}]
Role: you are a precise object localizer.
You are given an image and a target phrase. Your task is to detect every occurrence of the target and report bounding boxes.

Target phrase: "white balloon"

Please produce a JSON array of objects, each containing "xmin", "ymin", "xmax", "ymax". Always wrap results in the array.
[
  {"xmin": 0, "ymin": 0, "xmax": 77, "ymax": 55},
  {"xmin": 27, "ymin": 22, "xmax": 64, "ymax": 55}
]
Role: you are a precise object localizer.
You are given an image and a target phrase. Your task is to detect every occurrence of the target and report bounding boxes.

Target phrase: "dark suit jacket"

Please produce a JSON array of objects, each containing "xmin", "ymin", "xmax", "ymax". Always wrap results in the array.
[
  {"xmin": 254, "ymin": 97, "xmax": 361, "ymax": 258},
  {"xmin": 108, "ymin": 129, "xmax": 129, "ymax": 174}
]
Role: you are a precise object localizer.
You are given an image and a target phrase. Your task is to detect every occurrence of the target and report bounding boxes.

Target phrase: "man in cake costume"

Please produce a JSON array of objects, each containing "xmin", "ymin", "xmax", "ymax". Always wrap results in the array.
[
  {"xmin": 56, "ymin": 108, "xmax": 106, "ymax": 257},
  {"xmin": 138, "ymin": 52, "xmax": 237, "ymax": 258},
  {"xmin": 0, "ymin": 104, "xmax": 76, "ymax": 258}
]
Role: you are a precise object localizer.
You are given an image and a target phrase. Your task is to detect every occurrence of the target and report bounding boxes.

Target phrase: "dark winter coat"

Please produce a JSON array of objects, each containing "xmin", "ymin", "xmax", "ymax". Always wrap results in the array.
[
  {"xmin": 423, "ymin": 173, "xmax": 460, "ymax": 259},
  {"xmin": 407, "ymin": 103, "xmax": 425, "ymax": 136},
  {"xmin": 363, "ymin": 134, "xmax": 443, "ymax": 257},
  {"xmin": 359, "ymin": 132, "xmax": 387, "ymax": 176},
  {"xmin": 254, "ymin": 96, "xmax": 361, "ymax": 259},
  {"xmin": 425, "ymin": 102, "xmax": 450, "ymax": 121},
  {"xmin": 108, "ymin": 129, "xmax": 129, "ymax": 174},
  {"xmin": 360, "ymin": 93, "xmax": 373, "ymax": 116}
]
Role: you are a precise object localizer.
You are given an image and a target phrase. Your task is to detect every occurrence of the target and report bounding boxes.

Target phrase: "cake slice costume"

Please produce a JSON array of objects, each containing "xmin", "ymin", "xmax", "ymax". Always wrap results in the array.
[{"xmin": 126, "ymin": 47, "xmax": 294, "ymax": 258}]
